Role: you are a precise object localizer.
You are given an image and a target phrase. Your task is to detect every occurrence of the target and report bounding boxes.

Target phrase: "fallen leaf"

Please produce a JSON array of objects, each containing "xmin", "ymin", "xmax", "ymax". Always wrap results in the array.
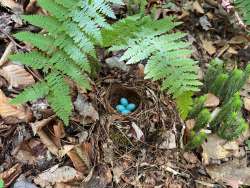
[
  {"xmin": 206, "ymin": 159, "xmax": 250, "ymax": 187},
  {"xmin": 0, "ymin": 42, "xmax": 14, "ymax": 67},
  {"xmin": 199, "ymin": 15, "xmax": 212, "ymax": 31},
  {"xmin": 13, "ymin": 181, "xmax": 38, "ymax": 188},
  {"xmin": 0, "ymin": 63, "xmax": 35, "ymax": 89},
  {"xmin": 183, "ymin": 152, "xmax": 198, "ymax": 164},
  {"xmin": 113, "ymin": 166, "xmax": 123, "ymax": 184},
  {"xmin": 74, "ymin": 94, "xmax": 99, "ymax": 124},
  {"xmin": 0, "ymin": 164, "xmax": 22, "ymax": 187},
  {"xmin": 229, "ymin": 35, "xmax": 248, "ymax": 44},
  {"xmin": 130, "ymin": 122, "xmax": 144, "ymax": 141},
  {"xmin": 159, "ymin": 131, "xmax": 177, "ymax": 149},
  {"xmin": 193, "ymin": 1, "xmax": 204, "ymax": 14},
  {"xmin": 105, "ymin": 56, "xmax": 129, "ymax": 72},
  {"xmin": 201, "ymin": 39, "xmax": 216, "ymax": 55},
  {"xmin": 31, "ymin": 117, "xmax": 59, "ymax": 156},
  {"xmin": 61, "ymin": 143, "xmax": 92, "ymax": 174},
  {"xmin": 202, "ymin": 134, "xmax": 242, "ymax": 165},
  {"xmin": 243, "ymin": 97, "xmax": 250, "ymax": 111},
  {"xmin": 34, "ymin": 165, "xmax": 83, "ymax": 188},
  {"xmin": 0, "ymin": 0, "xmax": 23, "ymax": 13},
  {"xmin": 0, "ymin": 89, "xmax": 32, "ymax": 122},
  {"xmin": 82, "ymin": 165, "xmax": 112, "ymax": 188},
  {"xmin": 227, "ymin": 47, "xmax": 238, "ymax": 54},
  {"xmin": 204, "ymin": 93, "xmax": 220, "ymax": 107}
]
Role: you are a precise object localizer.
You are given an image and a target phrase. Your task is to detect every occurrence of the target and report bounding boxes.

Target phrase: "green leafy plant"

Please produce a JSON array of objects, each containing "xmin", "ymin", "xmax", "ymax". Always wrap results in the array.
[
  {"xmin": 188, "ymin": 95, "xmax": 207, "ymax": 119},
  {"xmin": 185, "ymin": 59, "xmax": 250, "ymax": 149},
  {"xmin": 0, "ymin": 179, "xmax": 4, "ymax": 188},
  {"xmin": 205, "ymin": 59, "xmax": 250, "ymax": 103},
  {"xmin": 193, "ymin": 109, "xmax": 211, "ymax": 132},
  {"xmin": 9, "ymin": 0, "xmax": 123, "ymax": 125},
  {"xmin": 185, "ymin": 130, "xmax": 207, "ymax": 150},
  {"xmin": 217, "ymin": 111, "xmax": 248, "ymax": 140},
  {"xmin": 102, "ymin": 15, "xmax": 202, "ymax": 99},
  {"xmin": 176, "ymin": 91, "xmax": 193, "ymax": 120}
]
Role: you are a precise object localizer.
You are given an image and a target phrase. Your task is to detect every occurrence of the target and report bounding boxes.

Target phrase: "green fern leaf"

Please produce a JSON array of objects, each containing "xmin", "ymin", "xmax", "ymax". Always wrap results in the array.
[
  {"xmin": 175, "ymin": 91, "xmax": 193, "ymax": 120},
  {"xmin": 46, "ymin": 73, "xmax": 72, "ymax": 125},
  {"xmin": 9, "ymin": 51, "xmax": 48, "ymax": 69},
  {"xmin": 37, "ymin": 0, "xmax": 68, "ymax": 21},
  {"xmin": 21, "ymin": 15, "xmax": 61, "ymax": 34},
  {"xmin": 10, "ymin": 81, "xmax": 49, "ymax": 104},
  {"xmin": 105, "ymin": 15, "xmax": 201, "ymax": 97},
  {"xmin": 14, "ymin": 32, "xmax": 54, "ymax": 53}
]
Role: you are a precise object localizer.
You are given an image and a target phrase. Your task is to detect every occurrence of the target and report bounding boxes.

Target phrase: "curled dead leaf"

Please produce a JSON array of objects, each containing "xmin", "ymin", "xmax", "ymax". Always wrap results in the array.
[
  {"xmin": 202, "ymin": 134, "xmax": 243, "ymax": 165},
  {"xmin": 206, "ymin": 159, "xmax": 250, "ymax": 187},
  {"xmin": 204, "ymin": 93, "xmax": 220, "ymax": 107},
  {"xmin": 0, "ymin": 89, "xmax": 32, "ymax": 123},
  {"xmin": 0, "ymin": 63, "xmax": 35, "ymax": 89},
  {"xmin": 0, "ymin": 163, "xmax": 22, "ymax": 187},
  {"xmin": 34, "ymin": 165, "xmax": 84, "ymax": 188}
]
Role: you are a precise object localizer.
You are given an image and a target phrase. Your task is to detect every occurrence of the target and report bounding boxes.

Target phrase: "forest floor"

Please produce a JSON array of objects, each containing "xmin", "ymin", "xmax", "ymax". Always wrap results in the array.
[{"xmin": 0, "ymin": 0, "xmax": 250, "ymax": 188}]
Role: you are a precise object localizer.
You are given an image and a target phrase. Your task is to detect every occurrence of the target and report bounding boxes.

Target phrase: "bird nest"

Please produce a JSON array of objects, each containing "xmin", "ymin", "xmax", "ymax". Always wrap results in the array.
[{"xmin": 95, "ymin": 70, "xmax": 181, "ymax": 149}]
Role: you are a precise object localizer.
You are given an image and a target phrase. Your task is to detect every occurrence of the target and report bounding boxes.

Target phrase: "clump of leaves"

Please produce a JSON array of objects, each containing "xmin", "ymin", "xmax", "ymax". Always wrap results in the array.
[
  {"xmin": 9, "ymin": 0, "xmax": 123, "ymax": 125},
  {"xmin": 185, "ymin": 130, "xmax": 207, "ymax": 150}
]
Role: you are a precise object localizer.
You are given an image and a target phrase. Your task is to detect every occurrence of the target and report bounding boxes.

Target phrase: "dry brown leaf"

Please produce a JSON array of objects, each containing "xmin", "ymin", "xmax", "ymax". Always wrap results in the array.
[
  {"xmin": 229, "ymin": 35, "xmax": 249, "ymax": 44},
  {"xmin": 193, "ymin": 1, "xmax": 204, "ymax": 14},
  {"xmin": 31, "ymin": 117, "xmax": 59, "ymax": 156},
  {"xmin": 202, "ymin": 134, "xmax": 242, "ymax": 165},
  {"xmin": 204, "ymin": 93, "xmax": 220, "ymax": 107},
  {"xmin": 206, "ymin": 159, "xmax": 250, "ymax": 187},
  {"xmin": 243, "ymin": 97, "xmax": 250, "ymax": 111},
  {"xmin": 0, "ymin": 163, "xmax": 22, "ymax": 187},
  {"xmin": 227, "ymin": 47, "xmax": 238, "ymax": 54},
  {"xmin": 0, "ymin": 89, "xmax": 32, "ymax": 122},
  {"xmin": 201, "ymin": 39, "xmax": 216, "ymax": 55},
  {"xmin": 74, "ymin": 94, "xmax": 99, "ymax": 124},
  {"xmin": 34, "ymin": 165, "xmax": 84, "ymax": 188},
  {"xmin": 0, "ymin": 42, "xmax": 14, "ymax": 67},
  {"xmin": 183, "ymin": 152, "xmax": 198, "ymax": 164},
  {"xmin": 0, "ymin": 0, "xmax": 23, "ymax": 12},
  {"xmin": 0, "ymin": 63, "xmax": 35, "ymax": 89}
]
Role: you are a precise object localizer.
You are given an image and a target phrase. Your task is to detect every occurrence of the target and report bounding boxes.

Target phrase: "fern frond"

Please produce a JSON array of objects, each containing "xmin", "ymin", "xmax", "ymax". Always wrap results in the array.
[
  {"xmin": 9, "ymin": 51, "xmax": 48, "ymax": 69},
  {"xmin": 14, "ymin": 32, "xmax": 54, "ymax": 53},
  {"xmin": 46, "ymin": 73, "xmax": 72, "ymax": 125},
  {"xmin": 10, "ymin": 0, "xmax": 118, "ymax": 124},
  {"xmin": 21, "ymin": 15, "xmax": 61, "ymax": 34},
  {"xmin": 10, "ymin": 81, "xmax": 49, "ymax": 104},
  {"xmin": 37, "ymin": 0, "xmax": 68, "ymax": 21},
  {"xmin": 54, "ymin": 0, "xmax": 76, "ymax": 9},
  {"xmin": 175, "ymin": 92, "xmax": 193, "ymax": 120},
  {"xmin": 104, "ymin": 16, "xmax": 201, "ymax": 98}
]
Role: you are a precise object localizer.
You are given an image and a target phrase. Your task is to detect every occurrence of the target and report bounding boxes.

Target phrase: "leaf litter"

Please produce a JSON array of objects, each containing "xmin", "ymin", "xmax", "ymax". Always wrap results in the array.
[{"xmin": 0, "ymin": 0, "xmax": 250, "ymax": 187}]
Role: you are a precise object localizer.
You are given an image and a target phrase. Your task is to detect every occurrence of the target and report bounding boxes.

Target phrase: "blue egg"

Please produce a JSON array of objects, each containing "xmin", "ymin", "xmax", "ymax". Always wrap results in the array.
[
  {"xmin": 121, "ymin": 109, "xmax": 131, "ymax": 115},
  {"xmin": 127, "ymin": 103, "xmax": 136, "ymax": 111},
  {"xmin": 116, "ymin": 105, "xmax": 126, "ymax": 112},
  {"xmin": 120, "ymin": 98, "xmax": 128, "ymax": 106}
]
